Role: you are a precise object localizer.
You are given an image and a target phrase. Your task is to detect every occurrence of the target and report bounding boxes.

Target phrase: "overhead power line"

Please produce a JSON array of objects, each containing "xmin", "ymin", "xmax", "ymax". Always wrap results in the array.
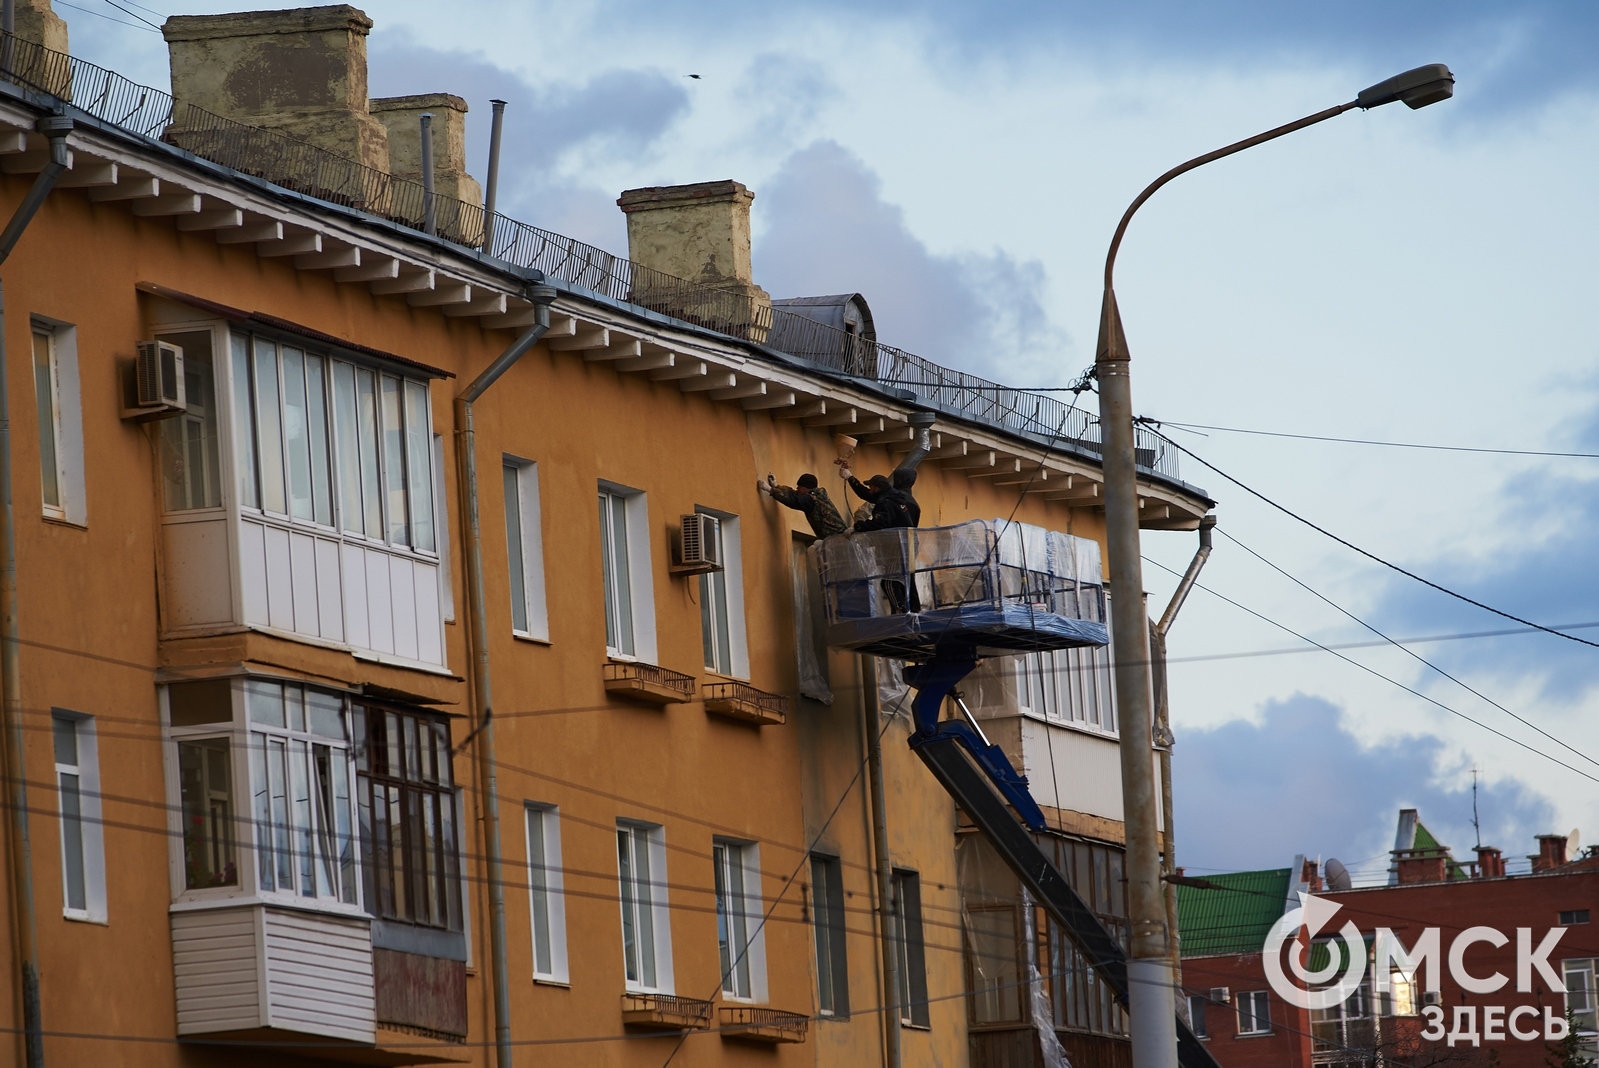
[
  {"xmin": 1143, "ymin": 426, "xmax": 1599, "ymax": 651},
  {"xmin": 1152, "ymin": 418, "xmax": 1599, "ymax": 459},
  {"xmin": 1142, "ymin": 555, "xmax": 1599, "ymax": 786}
]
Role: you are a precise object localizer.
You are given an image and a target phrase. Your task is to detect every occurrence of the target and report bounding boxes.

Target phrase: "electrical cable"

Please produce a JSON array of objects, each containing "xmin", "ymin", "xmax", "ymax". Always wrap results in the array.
[
  {"xmin": 1144, "ymin": 426, "xmax": 1599, "ymax": 651},
  {"xmin": 1214, "ymin": 525, "xmax": 1599, "ymax": 772},
  {"xmin": 1142, "ymin": 555, "xmax": 1599, "ymax": 785},
  {"xmin": 1152, "ymin": 418, "xmax": 1599, "ymax": 459},
  {"xmin": 51, "ymin": 0, "xmax": 157, "ymax": 31}
]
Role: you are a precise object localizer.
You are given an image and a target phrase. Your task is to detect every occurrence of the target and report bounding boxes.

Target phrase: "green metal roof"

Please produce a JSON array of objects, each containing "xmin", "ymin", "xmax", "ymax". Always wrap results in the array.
[{"xmin": 1177, "ymin": 868, "xmax": 1291, "ymax": 958}]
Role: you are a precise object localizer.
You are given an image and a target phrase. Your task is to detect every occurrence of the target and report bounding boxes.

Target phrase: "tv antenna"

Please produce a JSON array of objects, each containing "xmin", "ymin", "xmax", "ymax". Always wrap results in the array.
[{"xmin": 1471, "ymin": 766, "xmax": 1482, "ymax": 849}]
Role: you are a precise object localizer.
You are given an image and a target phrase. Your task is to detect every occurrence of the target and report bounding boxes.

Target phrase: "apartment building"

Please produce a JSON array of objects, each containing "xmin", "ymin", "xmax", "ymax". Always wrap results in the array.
[{"xmin": 0, "ymin": 5, "xmax": 1212, "ymax": 1066}]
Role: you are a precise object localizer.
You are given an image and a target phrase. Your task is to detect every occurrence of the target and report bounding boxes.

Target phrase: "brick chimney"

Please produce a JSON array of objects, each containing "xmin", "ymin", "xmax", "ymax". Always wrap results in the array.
[
  {"xmin": 1531, "ymin": 834, "xmax": 1568, "ymax": 872},
  {"xmin": 1299, "ymin": 857, "xmax": 1323, "ymax": 892},
  {"xmin": 370, "ymin": 94, "xmax": 482, "ymax": 207},
  {"xmin": 617, "ymin": 180, "xmax": 772, "ymax": 340},
  {"xmin": 162, "ymin": 5, "xmax": 389, "ymax": 172},
  {"xmin": 1395, "ymin": 849, "xmax": 1449, "ymax": 885},
  {"xmin": 12, "ymin": 0, "xmax": 67, "ymax": 53},
  {"xmin": 1474, "ymin": 846, "xmax": 1505, "ymax": 878}
]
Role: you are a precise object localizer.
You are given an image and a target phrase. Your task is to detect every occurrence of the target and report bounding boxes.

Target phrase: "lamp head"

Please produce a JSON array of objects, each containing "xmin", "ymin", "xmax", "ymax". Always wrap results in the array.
[{"xmin": 1356, "ymin": 63, "xmax": 1455, "ymax": 110}]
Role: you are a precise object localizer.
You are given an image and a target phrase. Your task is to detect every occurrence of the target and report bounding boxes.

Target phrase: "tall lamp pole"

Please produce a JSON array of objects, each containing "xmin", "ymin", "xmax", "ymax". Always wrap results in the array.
[{"xmin": 1095, "ymin": 64, "xmax": 1454, "ymax": 1067}]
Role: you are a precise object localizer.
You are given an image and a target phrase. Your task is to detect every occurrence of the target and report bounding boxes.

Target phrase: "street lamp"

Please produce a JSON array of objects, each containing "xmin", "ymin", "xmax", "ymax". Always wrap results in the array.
[{"xmin": 1094, "ymin": 64, "xmax": 1453, "ymax": 1068}]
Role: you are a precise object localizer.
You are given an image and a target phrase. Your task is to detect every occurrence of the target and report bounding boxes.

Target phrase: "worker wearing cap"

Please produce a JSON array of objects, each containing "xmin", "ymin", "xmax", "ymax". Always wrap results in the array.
[{"xmin": 758, "ymin": 472, "xmax": 846, "ymax": 538}]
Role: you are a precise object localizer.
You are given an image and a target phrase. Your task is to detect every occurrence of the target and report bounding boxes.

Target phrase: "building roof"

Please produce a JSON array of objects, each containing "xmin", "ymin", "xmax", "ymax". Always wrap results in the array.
[{"xmin": 1177, "ymin": 868, "xmax": 1291, "ymax": 958}]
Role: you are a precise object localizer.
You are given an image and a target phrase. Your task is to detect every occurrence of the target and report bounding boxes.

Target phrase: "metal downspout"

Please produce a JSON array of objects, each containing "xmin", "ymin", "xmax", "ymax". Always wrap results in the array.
[
  {"xmin": 0, "ymin": 113, "xmax": 72, "ymax": 1068},
  {"xmin": 859, "ymin": 655, "xmax": 901, "ymax": 1068},
  {"xmin": 455, "ymin": 284, "xmax": 556, "ymax": 1068},
  {"xmin": 891, "ymin": 410, "xmax": 936, "ymax": 476},
  {"xmin": 1152, "ymin": 516, "xmax": 1214, "ymax": 992}
]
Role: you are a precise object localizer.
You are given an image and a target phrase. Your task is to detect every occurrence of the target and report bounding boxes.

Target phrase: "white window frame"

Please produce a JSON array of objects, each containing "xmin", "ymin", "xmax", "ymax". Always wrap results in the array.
[
  {"xmin": 1236, "ymin": 990, "xmax": 1272, "ymax": 1035},
  {"xmin": 435, "ymin": 434, "xmax": 454, "ymax": 622},
  {"xmin": 713, "ymin": 838, "xmax": 767, "ymax": 1002},
  {"xmin": 1188, "ymin": 994, "xmax": 1209, "ymax": 1039},
  {"xmin": 616, "ymin": 820, "xmax": 673, "ymax": 994},
  {"xmin": 31, "ymin": 319, "xmax": 85, "ymax": 526},
  {"xmin": 598, "ymin": 483, "xmax": 656, "ymax": 663},
  {"xmin": 504, "ymin": 457, "xmax": 549, "ymax": 641},
  {"xmin": 525, "ymin": 803, "xmax": 568, "ymax": 984},
  {"xmin": 1564, "ymin": 958, "xmax": 1597, "ymax": 1051},
  {"xmin": 697, "ymin": 509, "xmax": 748, "ymax": 679},
  {"xmin": 52, "ymin": 711, "xmax": 106, "ymax": 922}
]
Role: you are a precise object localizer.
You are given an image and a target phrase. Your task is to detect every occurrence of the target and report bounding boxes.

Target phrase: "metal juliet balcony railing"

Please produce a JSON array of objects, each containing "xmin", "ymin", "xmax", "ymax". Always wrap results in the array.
[{"xmin": 1, "ymin": 31, "xmax": 1179, "ymax": 481}]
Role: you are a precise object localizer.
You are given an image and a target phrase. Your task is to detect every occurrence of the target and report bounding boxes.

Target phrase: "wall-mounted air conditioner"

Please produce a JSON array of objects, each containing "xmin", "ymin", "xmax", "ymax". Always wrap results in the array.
[
  {"xmin": 121, "ymin": 340, "xmax": 186, "ymax": 421},
  {"xmin": 1208, "ymin": 987, "xmax": 1230, "ymax": 1005},
  {"xmin": 671, "ymin": 513, "xmax": 724, "ymax": 575},
  {"xmin": 1422, "ymin": 990, "xmax": 1441, "ymax": 1007}
]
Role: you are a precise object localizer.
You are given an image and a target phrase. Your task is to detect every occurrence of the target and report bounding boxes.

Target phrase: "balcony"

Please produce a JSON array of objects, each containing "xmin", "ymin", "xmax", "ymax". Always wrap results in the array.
[
  {"xmin": 621, "ymin": 993, "xmax": 715, "ymax": 1031},
  {"xmin": 719, "ymin": 1005, "xmax": 809, "ymax": 1044},
  {"xmin": 603, "ymin": 662, "xmax": 697, "ymax": 705},
  {"xmin": 702, "ymin": 681, "xmax": 789, "ymax": 726},
  {"xmin": 170, "ymin": 905, "xmax": 467, "ymax": 1064}
]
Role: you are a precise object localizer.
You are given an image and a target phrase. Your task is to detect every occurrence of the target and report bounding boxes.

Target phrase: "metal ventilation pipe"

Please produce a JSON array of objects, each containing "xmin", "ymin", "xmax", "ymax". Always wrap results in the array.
[
  {"xmin": 893, "ymin": 410, "xmax": 938, "ymax": 474},
  {"xmin": 481, "ymin": 99, "xmax": 506, "ymax": 255},
  {"xmin": 419, "ymin": 111, "xmax": 436, "ymax": 236}
]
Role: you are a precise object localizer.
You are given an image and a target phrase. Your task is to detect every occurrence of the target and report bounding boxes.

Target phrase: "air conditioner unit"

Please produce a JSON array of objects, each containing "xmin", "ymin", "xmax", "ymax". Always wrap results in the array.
[
  {"xmin": 1208, "ymin": 987, "xmax": 1230, "ymax": 1005},
  {"xmin": 122, "ymin": 341, "xmax": 186, "ymax": 421},
  {"xmin": 1422, "ymin": 990, "xmax": 1442, "ymax": 1007},
  {"xmin": 671, "ymin": 513, "xmax": 724, "ymax": 575}
]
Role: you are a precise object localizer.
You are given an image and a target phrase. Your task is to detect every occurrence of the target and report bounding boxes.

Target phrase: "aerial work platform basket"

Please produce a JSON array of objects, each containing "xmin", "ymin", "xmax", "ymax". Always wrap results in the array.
[{"xmin": 813, "ymin": 519, "xmax": 1109, "ymax": 660}]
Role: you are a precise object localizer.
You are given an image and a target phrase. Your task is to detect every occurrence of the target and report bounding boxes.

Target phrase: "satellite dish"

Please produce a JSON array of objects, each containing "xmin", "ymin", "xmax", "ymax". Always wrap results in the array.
[
  {"xmin": 1324, "ymin": 857, "xmax": 1353, "ymax": 891},
  {"xmin": 1569, "ymin": 828, "xmax": 1581, "ymax": 855}
]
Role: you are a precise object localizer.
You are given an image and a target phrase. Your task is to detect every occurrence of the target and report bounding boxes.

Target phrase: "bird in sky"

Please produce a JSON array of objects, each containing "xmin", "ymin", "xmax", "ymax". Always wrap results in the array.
[{"xmin": 685, "ymin": 74, "xmax": 702, "ymax": 79}]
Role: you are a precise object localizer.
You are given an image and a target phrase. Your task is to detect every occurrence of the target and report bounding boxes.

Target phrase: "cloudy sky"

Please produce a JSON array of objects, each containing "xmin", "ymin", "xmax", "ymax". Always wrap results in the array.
[{"xmin": 72, "ymin": 0, "xmax": 1599, "ymax": 884}]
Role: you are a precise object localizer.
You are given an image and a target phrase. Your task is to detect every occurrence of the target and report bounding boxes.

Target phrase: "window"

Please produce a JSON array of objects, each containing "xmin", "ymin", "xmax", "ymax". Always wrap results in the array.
[
  {"xmin": 1564, "ymin": 959, "xmax": 1597, "ymax": 1049},
  {"xmin": 31, "ymin": 321, "xmax": 85, "ymax": 525},
  {"xmin": 891, "ymin": 869, "xmax": 930, "ymax": 1026},
  {"xmin": 53, "ymin": 713, "xmax": 105, "ymax": 921},
  {"xmin": 1014, "ymin": 640, "xmax": 1117, "ymax": 733},
  {"xmin": 1561, "ymin": 909, "xmax": 1591, "ymax": 925},
  {"xmin": 354, "ymin": 704, "xmax": 461, "ymax": 929},
  {"xmin": 247, "ymin": 680, "xmax": 358, "ymax": 904},
  {"xmin": 1188, "ymin": 994, "xmax": 1209, "ymax": 1039},
  {"xmin": 178, "ymin": 735, "xmax": 237, "ymax": 890},
  {"xmin": 1237, "ymin": 990, "xmax": 1272, "ymax": 1035},
  {"xmin": 157, "ymin": 330, "xmax": 223, "ymax": 513},
  {"xmin": 616, "ymin": 821, "xmax": 672, "ymax": 992},
  {"xmin": 599, "ymin": 485, "xmax": 655, "ymax": 661},
  {"xmin": 231, "ymin": 332, "xmax": 435, "ymax": 549},
  {"xmin": 526, "ymin": 804, "xmax": 568, "ymax": 983},
  {"xmin": 809, "ymin": 854, "xmax": 849, "ymax": 1017},
  {"xmin": 714, "ymin": 840, "xmax": 765, "ymax": 1001},
  {"xmin": 697, "ymin": 510, "xmax": 748, "ymax": 677},
  {"xmin": 504, "ymin": 458, "xmax": 548, "ymax": 640}
]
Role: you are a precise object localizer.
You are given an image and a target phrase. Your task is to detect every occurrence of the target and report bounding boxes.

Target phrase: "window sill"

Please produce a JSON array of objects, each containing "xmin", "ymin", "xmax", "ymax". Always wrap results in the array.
[
  {"xmin": 62, "ymin": 911, "xmax": 108, "ymax": 926},
  {"xmin": 41, "ymin": 514, "xmax": 86, "ymax": 531},
  {"xmin": 512, "ymin": 631, "xmax": 552, "ymax": 646},
  {"xmin": 899, "ymin": 1021, "xmax": 932, "ymax": 1032},
  {"xmin": 168, "ymin": 894, "xmax": 371, "ymax": 921},
  {"xmin": 1233, "ymin": 1031, "xmax": 1274, "ymax": 1039},
  {"xmin": 533, "ymin": 977, "xmax": 570, "ymax": 989}
]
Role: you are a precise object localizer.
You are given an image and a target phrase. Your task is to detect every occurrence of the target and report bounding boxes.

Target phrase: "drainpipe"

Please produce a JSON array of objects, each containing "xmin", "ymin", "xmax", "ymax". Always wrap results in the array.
[
  {"xmin": 0, "ymin": 112, "xmax": 73, "ymax": 1068},
  {"xmin": 858, "ymin": 654, "xmax": 901, "ymax": 1068},
  {"xmin": 420, "ymin": 112, "xmax": 436, "ymax": 237},
  {"xmin": 481, "ymin": 100, "xmax": 506, "ymax": 255},
  {"xmin": 1151, "ymin": 513, "xmax": 1214, "ymax": 986},
  {"xmin": 891, "ymin": 410, "xmax": 936, "ymax": 476},
  {"xmin": 456, "ymin": 283, "xmax": 557, "ymax": 1068}
]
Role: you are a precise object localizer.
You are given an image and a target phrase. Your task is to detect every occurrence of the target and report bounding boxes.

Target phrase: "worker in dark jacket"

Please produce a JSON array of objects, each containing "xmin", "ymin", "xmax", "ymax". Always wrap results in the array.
[
  {"xmin": 758, "ymin": 472, "xmax": 846, "ymax": 538},
  {"xmin": 838, "ymin": 463, "xmax": 921, "ymax": 530}
]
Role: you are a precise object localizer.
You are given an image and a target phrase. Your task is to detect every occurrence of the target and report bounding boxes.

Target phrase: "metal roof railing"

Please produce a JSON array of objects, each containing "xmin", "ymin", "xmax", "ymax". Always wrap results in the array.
[{"xmin": 1, "ymin": 31, "xmax": 1178, "ymax": 482}]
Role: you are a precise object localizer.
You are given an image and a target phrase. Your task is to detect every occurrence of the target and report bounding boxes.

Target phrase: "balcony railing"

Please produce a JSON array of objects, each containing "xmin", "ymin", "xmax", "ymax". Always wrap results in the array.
[
  {"xmin": 621, "ymin": 993, "xmax": 714, "ymax": 1031},
  {"xmin": 1, "ymin": 31, "xmax": 1179, "ymax": 482},
  {"xmin": 702, "ymin": 681, "xmax": 788, "ymax": 726},
  {"xmin": 603, "ymin": 661, "xmax": 697, "ymax": 705},
  {"xmin": 718, "ymin": 1005, "xmax": 809, "ymax": 1044}
]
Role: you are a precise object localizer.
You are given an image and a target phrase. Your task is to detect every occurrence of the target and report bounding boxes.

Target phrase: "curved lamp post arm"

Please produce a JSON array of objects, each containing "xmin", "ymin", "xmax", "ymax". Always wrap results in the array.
[{"xmin": 1102, "ymin": 101, "xmax": 1356, "ymax": 291}]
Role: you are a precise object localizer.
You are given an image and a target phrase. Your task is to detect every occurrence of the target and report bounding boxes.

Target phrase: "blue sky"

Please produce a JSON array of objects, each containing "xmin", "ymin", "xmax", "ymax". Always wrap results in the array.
[{"xmin": 66, "ymin": 0, "xmax": 1599, "ymax": 882}]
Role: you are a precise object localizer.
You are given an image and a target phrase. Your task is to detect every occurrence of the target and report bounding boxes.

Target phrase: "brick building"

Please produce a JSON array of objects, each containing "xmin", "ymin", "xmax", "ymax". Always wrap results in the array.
[{"xmin": 1180, "ymin": 810, "xmax": 1599, "ymax": 1067}]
